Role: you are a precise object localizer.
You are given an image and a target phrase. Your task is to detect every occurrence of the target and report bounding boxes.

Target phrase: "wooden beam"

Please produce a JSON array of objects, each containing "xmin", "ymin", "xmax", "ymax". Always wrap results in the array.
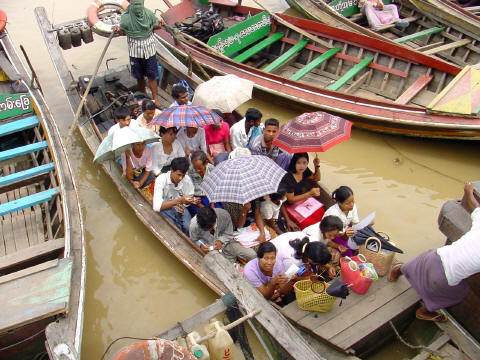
[
  {"xmin": 393, "ymin": 26, "xmax": 444, "ymax": 44},
  {"xmin": 233, "ymin": 32, "xmax": 285, "ymax": 63},
  {"xmin": 264, "ymin": 39, "xmax": 309, "ymax": 73},
  {"xmin": 290, "ymin": 47, "xmax": 340, "ymax": 81},
  {"xmin": 328, "ymin": 56, "xmax": 374, "ymax": 91},
  {"xmin": 395, "ymin": 74, "xmax": 433, "ymax": 105},
  {"xmin": 203, "ymin": 251, "xmax": 327, "ymax": 360},
  {"xmin": 422, "ymin": 39, "xmax": 472, "ymax": 55}
]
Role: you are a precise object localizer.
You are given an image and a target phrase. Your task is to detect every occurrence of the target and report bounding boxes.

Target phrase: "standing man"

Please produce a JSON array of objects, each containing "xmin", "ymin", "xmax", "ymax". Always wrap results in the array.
[
  {"xmin": 230, "ymin": 108, "xmax": 262, "ymax": 150},
  {"xmin": 115, "ymin": 0, "xmax": 163, "ymax": 107}
]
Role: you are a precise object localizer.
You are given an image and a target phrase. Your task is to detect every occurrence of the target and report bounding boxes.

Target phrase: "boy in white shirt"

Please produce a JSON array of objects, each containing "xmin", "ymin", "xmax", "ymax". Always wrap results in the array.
[{"xmin": 107, "ymin": 106, "xmax": 139, "ymax": 136}]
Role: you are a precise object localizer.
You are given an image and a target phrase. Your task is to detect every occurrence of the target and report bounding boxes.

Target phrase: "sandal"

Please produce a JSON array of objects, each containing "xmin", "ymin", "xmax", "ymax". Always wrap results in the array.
[
  {"xmin": 388, "ymin": 263, "xmax": 403, "ymax": 282},
  {"xmin": 415, "ymin": 308, "xmax": 448, "ymax": 323}
]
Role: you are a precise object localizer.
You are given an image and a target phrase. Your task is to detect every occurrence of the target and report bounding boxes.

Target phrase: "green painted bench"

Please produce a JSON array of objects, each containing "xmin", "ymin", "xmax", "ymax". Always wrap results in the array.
[
  {"xmin": 0, "ymin": 115, "xmax": 38, "ymax": 137},
  {"xmin": 393, "ymin": 27, "xmax": 445, "ymax": 44},
  {"xmin": 233, "ymin": 32, "xmax": 284, "ymax": 63},
  {"xmin": 264, "ymin": 38, "xmax": 309, "ymax": 73},
  {"xmin": 328, "ymin": 56, "xmax": 374, "ymax": 91},
  {"xmin": 0, "ymin": 141, "xmax": 48, "ymax": 162},
  {"xmin": 0, "ymin": 187, "xmax": 59, "ymax": 216},
  {"xmin": 290, "ymin": 48, "xmax": 341, "ymax": 81}
]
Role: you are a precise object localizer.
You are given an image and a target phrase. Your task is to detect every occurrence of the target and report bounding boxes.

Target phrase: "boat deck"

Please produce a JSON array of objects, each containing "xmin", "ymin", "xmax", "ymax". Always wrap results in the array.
[{"xmin": 280, "ymin": 274, "xmax": 420, "ymax": 355}]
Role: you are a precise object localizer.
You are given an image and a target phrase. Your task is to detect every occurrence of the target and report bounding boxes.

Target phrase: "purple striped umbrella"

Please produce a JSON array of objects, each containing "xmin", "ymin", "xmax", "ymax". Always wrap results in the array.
[
  {"xmin": 200, "ymin": 155, "xmax": 286, "ymax": 204},
  {"xmin": 273, "ymin": 111, "xmax": 353, "ymax": 153},
  {"xmin": 148, "ymin": 105, "xmax": 222, "ymax": 128}
]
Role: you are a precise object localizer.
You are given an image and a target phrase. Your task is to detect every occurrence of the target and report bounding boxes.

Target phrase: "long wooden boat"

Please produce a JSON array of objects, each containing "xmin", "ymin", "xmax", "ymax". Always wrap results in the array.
[
  {"xmin": 35, "ymin": 5, "xmax": 480, "ymax": 360},
  {"xmin": 154, "ymin": 1, "xmax": 480, "ymax": 140},
  {"xmin": 287, "ymin": 0, "xmax": 480, "ymax": 68},
  {"xmin": 0, "ymin": 14, "xmax": 85, "ymax": 360}
]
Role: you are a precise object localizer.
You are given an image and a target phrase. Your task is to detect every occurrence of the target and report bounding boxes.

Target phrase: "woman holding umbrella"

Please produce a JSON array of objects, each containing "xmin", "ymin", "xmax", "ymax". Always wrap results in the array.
[{"xmin": 122, "ymin": 141, "xmax": 155, "ymax": 189}]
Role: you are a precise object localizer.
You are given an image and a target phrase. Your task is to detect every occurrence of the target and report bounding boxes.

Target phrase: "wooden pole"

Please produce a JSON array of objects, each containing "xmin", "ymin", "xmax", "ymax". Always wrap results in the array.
[
  {"xmin": 19, "ymin": 45, "xmax": 44, "ymax": 96},
  {"xmin": 64, "ymin": 31, "xmax": 115, "ymax": 147},
  {"xmin": 252, "ymin": 0, "xmax": 332, "ymax": 49}
]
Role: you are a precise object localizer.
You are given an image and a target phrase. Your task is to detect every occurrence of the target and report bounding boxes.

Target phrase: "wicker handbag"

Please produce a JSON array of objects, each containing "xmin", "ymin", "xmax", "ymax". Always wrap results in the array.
[
  {"xmin": 294, "ymin": 277, "xmax": 336, "ymax": 312},
  {"xmin": 358, "ymin": 234, "xmax": 395, "ymax": 276}
]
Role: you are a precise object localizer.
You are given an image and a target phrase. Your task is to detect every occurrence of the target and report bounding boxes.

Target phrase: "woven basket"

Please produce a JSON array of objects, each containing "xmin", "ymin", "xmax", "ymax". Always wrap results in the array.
[
  {"xmin": 358, "ymin": 234, "xmax": 395, "ymax": 276},
  {"xmin": 294, "ymin": 279, "xmax": 336, "ymax": 312}
]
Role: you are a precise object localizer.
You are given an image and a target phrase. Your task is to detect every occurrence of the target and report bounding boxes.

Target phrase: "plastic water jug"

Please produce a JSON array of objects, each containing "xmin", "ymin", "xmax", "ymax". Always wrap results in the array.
[
  {"xmin": 186, "ymin": 331, "xmax": 210, "ymax": 360},
  {"xmin": 205, "ymin": 320, "xmax": 234, "ymax": 360}
]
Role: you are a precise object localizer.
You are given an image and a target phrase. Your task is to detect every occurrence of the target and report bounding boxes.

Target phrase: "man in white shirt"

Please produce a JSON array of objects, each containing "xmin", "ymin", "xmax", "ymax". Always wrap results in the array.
[
  {"xmin": 153, "ymin": 157, "xmax": 199, "ymax": 235},
  {"xmin": 170, "ymin": 83, "xmax": 192, "ymax": 107},
  {"xmin": 229, "ymin": 108, "xmax": 262, "ymax": 149},
  {"xmin": 107, "ymin": 106, "xmax": 139, "ymax": 136}
]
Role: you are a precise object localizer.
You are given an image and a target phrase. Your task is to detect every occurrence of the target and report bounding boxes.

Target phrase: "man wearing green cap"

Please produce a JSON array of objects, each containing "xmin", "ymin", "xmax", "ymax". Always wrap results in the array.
[{"xmin": 114, "ymin": 0, "xmax": 163, "ymax": 107}]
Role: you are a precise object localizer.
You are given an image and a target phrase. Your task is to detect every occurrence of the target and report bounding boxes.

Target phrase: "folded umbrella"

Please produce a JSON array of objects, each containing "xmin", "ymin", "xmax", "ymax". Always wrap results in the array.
[
  {"xmin": 326, "ymin": 279, "xmax": 350, "ymax": 299},
  {"xmin": 352, "ymin": 225, "xmax": 403, "ymax": 253}
]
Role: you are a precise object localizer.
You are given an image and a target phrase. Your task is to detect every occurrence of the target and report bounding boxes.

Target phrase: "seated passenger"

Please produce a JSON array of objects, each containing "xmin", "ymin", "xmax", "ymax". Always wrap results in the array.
[
  {"xmin": 225, "ymin": 199, "xmax": 269, "ymax": 244},
  {"xmin": 151, "ymin": 126, "xmax": 185, "ymax": 175},
  {"xmin": 189, "ymin": 207, "xmax": 256, "ymax": 262},
  {"xmin": 303, "ymin": 215, "xmax": 347, "ymax": 265},
  {"xmin": 121, "ymin": 141, "xmax": 155, "ymax": 189},
  {"xmin": 108, "ymin": 106, "xmax": 138, "ymax": 136},
  {"xmin": 153, "ymin": 157, "xmax": 198, "ymax": 236},
  {"xmin": 281, "ymin": 152, "xmax": 322, "ymax": 228},
  {"xmin": 359, "ymin": 0, "xmax": 409, "ymax": 31},
  {"xmin": 177, "ymin": 125, "xmax": 213, "ymax": 164},
  {"xmin": 230, "ymin": 108, "xmax": 262, "ymax": 150},
  {"xmin": 136, "ymin": 99, "xmax": 161, "ymax": 133},
  {"xmin": 243, "ymin": 242, "xmax": 296, "ymax": 304},
  {"xmin": 249, "ymin": 118, "xmax": 292, "ymax": 169},
  {"xmin": 170, "ymin": 83, "xmax": 192, "ymax": 107},
  {"xmin": 260, "ymin": 192, "xmax": 298, "ymax": 235},
  {"xmin": 188, "ymin": 150, "xmax": 222, "ymax": 215},
  {"xmin": 204, "ymin": 118, "xmax": 232, "ymax": 163},
  {"xmin": 270, "ymin": 234, "xmax": 335, "ymax": 278},
  {"xmin": 323, "ymin": 186, "xmax": 360, "ymax": 256}
]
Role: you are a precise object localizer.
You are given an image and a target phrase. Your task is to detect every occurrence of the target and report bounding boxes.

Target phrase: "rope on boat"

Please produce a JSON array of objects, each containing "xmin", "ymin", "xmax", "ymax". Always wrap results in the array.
[{"xmin": 388, "ymin": 321, "xmax": 443, "ymax": 357}]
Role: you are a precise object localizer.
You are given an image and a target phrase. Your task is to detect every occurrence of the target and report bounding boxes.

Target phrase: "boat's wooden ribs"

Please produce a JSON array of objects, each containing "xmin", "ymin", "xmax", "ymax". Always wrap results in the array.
[
  {"xmin": 395, "ymin": 74, "xmax": 433, "ymax": 104},
  {"xmin": 264, "ymin": 38, "xmax": 309, "ymax": 73},
  {"xmin": 233, "ymin": 32, "xmax": 284, "ymax": 63},
  {"xmin": 290, "ymin": 47, "xmax": 340, "ymax": 81},
  {"xmin": 328, "ymin": 56, "xmax": 374, "ymax": 91}
]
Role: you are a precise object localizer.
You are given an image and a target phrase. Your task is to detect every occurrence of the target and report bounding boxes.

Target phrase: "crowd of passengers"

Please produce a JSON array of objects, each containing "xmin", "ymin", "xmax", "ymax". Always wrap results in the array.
[{"xmin": 109, "ymin": 84, "xmax": 362, "ymax": 306}]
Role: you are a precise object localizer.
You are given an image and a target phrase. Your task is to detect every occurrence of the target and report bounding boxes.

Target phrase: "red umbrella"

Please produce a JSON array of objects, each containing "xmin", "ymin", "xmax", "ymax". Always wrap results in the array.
[{"xmin": 273, "ymin": 111, "xmax": 353, "ymax": 153}]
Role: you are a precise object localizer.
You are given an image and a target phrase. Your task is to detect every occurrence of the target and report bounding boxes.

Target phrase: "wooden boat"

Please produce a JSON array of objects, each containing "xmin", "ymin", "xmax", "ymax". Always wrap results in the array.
[
  {"xmin": 154, "ymin": 1, "xmax": 480, "ymax": 140},
  {"xmin": 287, "ymin": 0, "xmax": 480, "ymax": 68},
  {"xmin": 34, "ymin": 5, "xmax": 480, "ymax": 360},
  {"xmin": 0, "ymin": 13, "xmax": 85, "ymax": 360}
]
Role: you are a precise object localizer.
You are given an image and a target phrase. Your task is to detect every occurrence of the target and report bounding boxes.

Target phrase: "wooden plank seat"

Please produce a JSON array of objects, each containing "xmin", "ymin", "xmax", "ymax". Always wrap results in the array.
[
  {"xmin": 0, "ymin": 141, "xmax": 48, "ymax": 162},
  {"xmin": 264, "ymin": 38, "xmax": 309, "ymax": 73},
  {"xmin": 233, "ymin": 32, "xmax": 284, "ymax": 63},
  {"xmin": 0, "ymin": 115, "xmax": 39, "ymax": 137},
  {"xmin": 0, "ymin": 163, "xmax": 55, "ymax": 188},
  {"xmin": 422, "ymin": 39, "xmax": 472, "ymax": 55},
  {"xmin": 0, "ymin": 187, "xmax": 59, "ymax": 216},
  {"xmin": 327, "ymin": 56, "xmax": 374, "ymax": 91},
  {"xmin": 395, "ymin": 74, "xmax": 433, "ymax": 104},
  {"xmin": 290, "ymin": 48, "xmax": 341, "ymax": 81},
  {"xmin": 393, "ymin": 26, "xmax": 445, "ymax": 44},
  {"xmin": 0, "ymin": 238, "xmax": 64, "ymax": 273}
]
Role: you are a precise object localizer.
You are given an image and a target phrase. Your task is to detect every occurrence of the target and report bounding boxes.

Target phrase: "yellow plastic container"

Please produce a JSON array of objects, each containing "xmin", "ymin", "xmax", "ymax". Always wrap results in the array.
[{"xmin": 205, "ymin": 320, "xmax": 234, "ymax": 360}]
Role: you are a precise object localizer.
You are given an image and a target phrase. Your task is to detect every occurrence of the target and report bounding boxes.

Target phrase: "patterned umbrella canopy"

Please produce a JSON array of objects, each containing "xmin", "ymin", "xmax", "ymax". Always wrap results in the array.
[
  {"xmin": 273, "ymin": 111, "xmax": 353, "ymax": 153},
  {"xmin": 148, "ymin": 104, "xmax": 222, "ymax": 128},
  {"xmin": 199, "ymin": 155, "xmax": 287, "ymax": 204}
]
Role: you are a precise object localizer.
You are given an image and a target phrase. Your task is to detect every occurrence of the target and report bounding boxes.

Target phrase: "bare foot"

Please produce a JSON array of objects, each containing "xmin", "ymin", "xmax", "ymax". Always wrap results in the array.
[
  {"xmin": 388, "ymin": 263, "xmax": 403, "ymax": 282},
  {"xmin": 460, "ymin": 182, "xmax": 480, "ymax": 214}
]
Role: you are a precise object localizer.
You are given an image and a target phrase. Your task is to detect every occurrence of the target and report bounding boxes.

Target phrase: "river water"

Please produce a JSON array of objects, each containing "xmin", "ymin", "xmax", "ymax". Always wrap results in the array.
[{"xmin": 4, "ymin": 1, "xmax": 480, "ymax": 359}]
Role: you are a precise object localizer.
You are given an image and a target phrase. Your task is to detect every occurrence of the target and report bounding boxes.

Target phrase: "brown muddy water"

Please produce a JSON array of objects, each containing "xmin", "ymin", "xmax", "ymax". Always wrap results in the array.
[{"xmin": 4, "ymin": 1, "xmax": 479, "ymax": 358}]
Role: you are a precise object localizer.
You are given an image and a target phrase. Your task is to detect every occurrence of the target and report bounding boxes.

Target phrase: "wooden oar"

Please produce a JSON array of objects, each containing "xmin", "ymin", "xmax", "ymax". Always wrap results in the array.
[
  {"xmin": 64, "ymin": 31, "xmax": 115, "ymax": 146},
  {"xmin": 252, "ymin": 0, "xmax": 332, "ymax": 49}
]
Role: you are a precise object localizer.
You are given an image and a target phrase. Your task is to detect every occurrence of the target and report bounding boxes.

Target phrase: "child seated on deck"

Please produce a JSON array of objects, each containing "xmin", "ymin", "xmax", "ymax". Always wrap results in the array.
[
  {"xmin": 108, "ymin": 106, "xmax": 139, "ymax": 136},
  {"xmin": 189, "ymin": 207, "xmax": 256, "ymax": 262},
  {"xmin": 260, "ymin": 191, "xmax": 299, "ymax": 235},
  {"xmin": 153, "ymin": 157, "xmax": 199, "ymax": 236},
  {"xmin": 121, "ymin": 141, "xmax": 155, "ymax": 189}
]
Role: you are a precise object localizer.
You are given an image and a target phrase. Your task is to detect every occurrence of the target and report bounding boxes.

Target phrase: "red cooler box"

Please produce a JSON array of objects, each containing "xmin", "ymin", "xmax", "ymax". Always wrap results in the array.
[{"xmin": 285, "ymin": 197, "xmax": 325, "ymax": 230}]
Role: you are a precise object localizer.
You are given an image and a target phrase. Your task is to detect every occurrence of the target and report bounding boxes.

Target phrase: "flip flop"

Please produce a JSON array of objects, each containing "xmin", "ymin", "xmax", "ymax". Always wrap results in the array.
[
  {"xmin": 388, "ymin": 263, "xmax": 403, "ymax": 282},
  {"xmin": 415, "ymin": 309, "xmax": 448, "ymax": 323}
]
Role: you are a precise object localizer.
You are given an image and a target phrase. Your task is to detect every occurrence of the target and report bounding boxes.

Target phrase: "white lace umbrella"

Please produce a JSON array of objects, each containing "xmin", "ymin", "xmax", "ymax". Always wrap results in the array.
[{"xmin": 192, "ymin": 74, "xmax": 254, "ymax": 113}]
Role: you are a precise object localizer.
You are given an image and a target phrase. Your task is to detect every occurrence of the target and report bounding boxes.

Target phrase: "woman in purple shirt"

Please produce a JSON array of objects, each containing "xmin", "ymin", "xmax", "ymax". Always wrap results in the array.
[{"xmin": 243, "ymin": 242, "xmax": 295, "ymax": 303}]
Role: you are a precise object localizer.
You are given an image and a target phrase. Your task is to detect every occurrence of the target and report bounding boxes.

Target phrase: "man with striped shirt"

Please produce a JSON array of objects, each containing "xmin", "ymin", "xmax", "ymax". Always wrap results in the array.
[{"xmin": 115, "ymin": 0, "xmax": 163, "ymax": 107}]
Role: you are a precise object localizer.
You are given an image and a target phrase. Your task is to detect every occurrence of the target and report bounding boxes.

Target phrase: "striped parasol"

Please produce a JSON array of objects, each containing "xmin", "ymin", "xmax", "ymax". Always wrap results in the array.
[
  {"xmin": 148, "ymin": 104, "xmax": 222, "ymax": 128},
  {"xmin": 200, "ymin": 155, "xmax": 287, "ymax": 204},
  {"xmin": 273, "ymin": 111, "xmax": 353, "ymax": 153}
]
